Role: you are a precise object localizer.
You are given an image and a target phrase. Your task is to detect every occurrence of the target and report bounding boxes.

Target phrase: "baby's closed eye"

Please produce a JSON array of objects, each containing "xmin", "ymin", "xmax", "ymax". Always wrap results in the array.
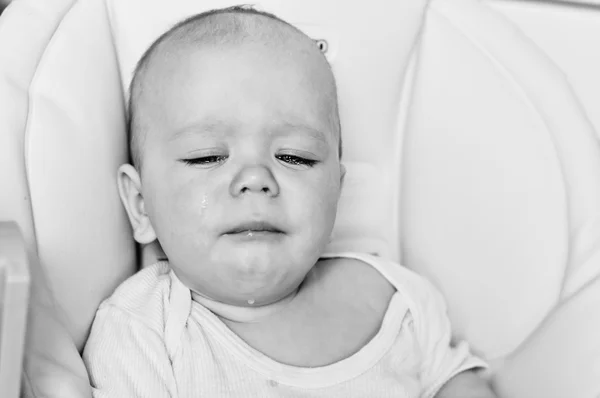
[
  {"xmin": 276, "ymin": 154, "xmax": 318, "ymax": 167},
  {"xmin": 181, "ymin": 155, "xmax": 228, "ymax": 167}
]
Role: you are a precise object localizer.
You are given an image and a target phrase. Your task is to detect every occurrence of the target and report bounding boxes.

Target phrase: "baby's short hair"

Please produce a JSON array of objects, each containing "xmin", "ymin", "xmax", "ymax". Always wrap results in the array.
[{"xmin": 127, "ymin": 5, "xmax": 342, "ymax": 171}]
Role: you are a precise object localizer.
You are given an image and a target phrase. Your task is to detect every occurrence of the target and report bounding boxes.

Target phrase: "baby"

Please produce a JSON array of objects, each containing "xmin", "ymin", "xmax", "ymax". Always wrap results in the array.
[{"xmin": 83, "ymin": 6, "xmax": 497, "ymax": 398}]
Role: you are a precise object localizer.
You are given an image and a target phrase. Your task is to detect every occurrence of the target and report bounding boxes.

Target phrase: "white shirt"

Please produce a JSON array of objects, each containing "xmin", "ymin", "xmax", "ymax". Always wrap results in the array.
[{"xmin": 83, "ymin": 252, "xmax": 486, "ymax": 397}]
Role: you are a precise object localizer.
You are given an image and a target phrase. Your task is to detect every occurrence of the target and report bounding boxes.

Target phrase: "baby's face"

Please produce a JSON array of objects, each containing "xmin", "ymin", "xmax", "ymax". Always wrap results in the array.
[{"xmin": 137, "ymin": 42, "xmax": 344, "ymax": 306}]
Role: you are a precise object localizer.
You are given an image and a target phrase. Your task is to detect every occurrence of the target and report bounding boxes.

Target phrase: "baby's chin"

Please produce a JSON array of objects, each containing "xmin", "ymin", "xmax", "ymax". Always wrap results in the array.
[
  {"xmin": 170, "ymin": 238, "xmax": 320, "ymax": 305},
  {"xmin": 192, "ymin": 279, "xmax": 300, "ymax": 308},
  {"xmin": 223, "ymin": 261, "xmax": 304, "ymax": 303},
  {"xmin": 216, "ymin": 239, "xmax": 307, "ymax": 273}
]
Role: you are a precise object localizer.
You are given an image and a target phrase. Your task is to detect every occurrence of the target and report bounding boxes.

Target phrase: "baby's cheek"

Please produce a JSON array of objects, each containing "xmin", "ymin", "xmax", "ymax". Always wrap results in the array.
[
  {"xmin": 295, "ymin": 186, "xmax": 337, "ymax": 232},
  {"xmin": 182, "ymin": 190, "xmax": 209, "ymax": 222},
  {"xmin": 167, "ymin": 185, "xmax": 211, "ymax": 237}
]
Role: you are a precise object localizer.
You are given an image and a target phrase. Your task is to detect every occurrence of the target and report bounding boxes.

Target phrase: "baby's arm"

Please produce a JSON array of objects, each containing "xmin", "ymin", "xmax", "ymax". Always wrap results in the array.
[
  {"xmin": 435, "ymin": 369, "xmax": 497, "ymax": 397},
  {"xmin": 410, "ymin": 275, "xmax": 494, "ymax": 398},
  {"xmin": 82, "ymin": 304, "xmax": 177, "ymax": 398}
]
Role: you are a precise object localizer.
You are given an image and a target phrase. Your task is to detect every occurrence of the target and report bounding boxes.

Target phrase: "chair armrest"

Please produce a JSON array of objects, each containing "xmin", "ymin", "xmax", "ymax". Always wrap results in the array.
[
  {"xmin": 1, "ymin": 221, "xmax": 93, "ymax": 398},
  {"xmin": 492, "ymin": 274, "xmax": 600, "ymax": 398},
  {"xmin": 0, "ymin": 222, "xmax": 30, "ymax": 398}
]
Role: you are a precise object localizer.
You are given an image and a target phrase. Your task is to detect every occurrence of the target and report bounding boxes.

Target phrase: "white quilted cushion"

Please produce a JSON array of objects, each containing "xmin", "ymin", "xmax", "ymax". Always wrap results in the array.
[
  {"xmin": 3, "ymin": 0, "xmax": 137, "ymax": 351},
  {"xmin": 493, "ymin": 274, "xmax": 600, "ymax": 398},
  {"xmin": 402, "ymin": 0, "xmax": 600, "ymax": 360}
]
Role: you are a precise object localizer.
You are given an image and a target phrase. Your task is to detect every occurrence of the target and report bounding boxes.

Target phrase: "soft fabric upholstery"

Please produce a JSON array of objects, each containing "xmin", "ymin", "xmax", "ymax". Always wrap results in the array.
[
  {"xmin": 403, "ymin": 0, "xmax": 600, "ymax": 359},
  {"xmin": 493, "ymin": 274, "xmax": 600, "ymax": 397},
  {"xmin": 0, "ymin": 0, "xmax": 136, "ymax": 352},
  {"xmin": 485, "ymin": 0, "xmax": 600, "ymax": 137},
  {"xmin": 1, "ymin": 0, "xmax": 600, "ymax": 397},
  {"xmin": 401, "ymin": 2, "xmax": 600, "ymax": 394}
]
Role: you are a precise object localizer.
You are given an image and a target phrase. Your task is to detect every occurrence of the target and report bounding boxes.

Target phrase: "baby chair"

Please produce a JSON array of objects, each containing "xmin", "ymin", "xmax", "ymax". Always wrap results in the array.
[{"xmin": 1, "ymin": 0, "xmax": 600, "ymax": 396}]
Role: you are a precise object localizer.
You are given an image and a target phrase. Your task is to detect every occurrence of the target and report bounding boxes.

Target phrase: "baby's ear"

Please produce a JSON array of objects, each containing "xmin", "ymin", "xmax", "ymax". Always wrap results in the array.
[{"xmin": 117, "ymin": 164, "xmax": 157, "ymax": 245}]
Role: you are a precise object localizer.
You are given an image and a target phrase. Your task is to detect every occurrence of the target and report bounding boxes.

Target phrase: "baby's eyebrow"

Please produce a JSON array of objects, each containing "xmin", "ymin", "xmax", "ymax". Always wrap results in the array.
[
  {"xmin": 169, "ymin": 118, "xmax": 233, "ymax": 141},
  {"xmin": 169, "ymin": 119, "xmax": 329, "ymax": 144},
  {"xmin": 274, "ymin": 122, "xmax": 329, "ymax": 144}
]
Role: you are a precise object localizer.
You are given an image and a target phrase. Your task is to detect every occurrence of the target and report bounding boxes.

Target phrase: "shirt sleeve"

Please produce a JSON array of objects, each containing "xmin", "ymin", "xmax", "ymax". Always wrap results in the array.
[
  {"xmin": 412, "ymin": 277, "xmax": 488, "ymax": 398},
  {"xmin": 82, "ymin": 304, "xmax": 178, "ymax": 398}
]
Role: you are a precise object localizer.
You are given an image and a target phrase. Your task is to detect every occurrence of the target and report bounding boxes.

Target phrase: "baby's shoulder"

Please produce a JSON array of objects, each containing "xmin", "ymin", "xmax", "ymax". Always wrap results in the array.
[
  {"xmin": 316, "ymin": 253, "xmax": 443, "ymax": 315},
  {"xmin": 97, "ymin": 261, "xmax": 173, "ymax": 331},
  {"xmin": 316, "ymin": 254, "xmax": 396, "ymax": 312}
]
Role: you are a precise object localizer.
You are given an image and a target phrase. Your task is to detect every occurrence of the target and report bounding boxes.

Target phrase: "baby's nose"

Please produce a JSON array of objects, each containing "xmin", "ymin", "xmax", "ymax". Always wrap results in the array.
[{"xmin": 230, "ymin": 165, "xmax": 279, "ymax": 197}]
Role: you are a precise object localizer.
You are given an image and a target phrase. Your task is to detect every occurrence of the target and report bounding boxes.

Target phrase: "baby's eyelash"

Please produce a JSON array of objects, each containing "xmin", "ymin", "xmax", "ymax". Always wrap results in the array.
[
  {"xmin": 180, "ymin": 154, "xmax": 317, "ymax": 167},
  {"xmin": 276, "ymin": 154, "xmax": 318, "ymax": 167},
  {"xmin": 181, "ymin": 155, "xmax": 227, "ymax": 166}
]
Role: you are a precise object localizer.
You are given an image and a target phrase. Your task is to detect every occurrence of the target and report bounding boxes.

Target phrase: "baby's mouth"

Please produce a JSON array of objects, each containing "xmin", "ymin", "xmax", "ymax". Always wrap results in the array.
[{"xmin": 224, "ymin": 221, "xmax": 284, "ymax": 236}]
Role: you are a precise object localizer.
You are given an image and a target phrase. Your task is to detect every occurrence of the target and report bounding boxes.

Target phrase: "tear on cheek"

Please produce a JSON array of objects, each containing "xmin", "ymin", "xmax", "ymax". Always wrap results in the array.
[{"xmin": 199, "ymin": 194, "xmax": 209, "ymax": 217}]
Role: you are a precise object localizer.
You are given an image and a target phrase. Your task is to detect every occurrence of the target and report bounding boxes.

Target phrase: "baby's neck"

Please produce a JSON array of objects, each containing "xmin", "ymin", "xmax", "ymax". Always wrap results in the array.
[{"xmin": 191, "ymin": 287, "xmax": 300, "ymax": 323}]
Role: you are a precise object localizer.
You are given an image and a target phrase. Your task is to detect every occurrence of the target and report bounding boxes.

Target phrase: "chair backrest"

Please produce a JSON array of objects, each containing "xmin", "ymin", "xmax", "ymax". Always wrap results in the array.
[
  {"xmin": 1, "ymin": 0, "xmax": 600, "ymax": 366},
  {"xmin": 0, "ymin": 0, "xmax": 137, "ymax": 351},
  {"xmin": 402, "ymin": 0, "xmax": 600, "ymax": 360}
]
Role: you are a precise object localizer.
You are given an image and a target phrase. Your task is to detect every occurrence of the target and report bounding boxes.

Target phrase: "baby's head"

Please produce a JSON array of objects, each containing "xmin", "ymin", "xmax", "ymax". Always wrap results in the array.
[{"xmin": 118, "ymin": 6, "xmax": 345, "ymax": 306}]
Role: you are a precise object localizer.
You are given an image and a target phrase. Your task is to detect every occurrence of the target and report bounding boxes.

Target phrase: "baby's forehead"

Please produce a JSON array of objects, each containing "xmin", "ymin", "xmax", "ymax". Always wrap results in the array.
[
  {"xmin": 133, "ymin": 16, "xmax": 320, "ymax": 117},
  {"xmin": 154, "ymin": 11, "xmax": 312, "ymax": 61}
]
